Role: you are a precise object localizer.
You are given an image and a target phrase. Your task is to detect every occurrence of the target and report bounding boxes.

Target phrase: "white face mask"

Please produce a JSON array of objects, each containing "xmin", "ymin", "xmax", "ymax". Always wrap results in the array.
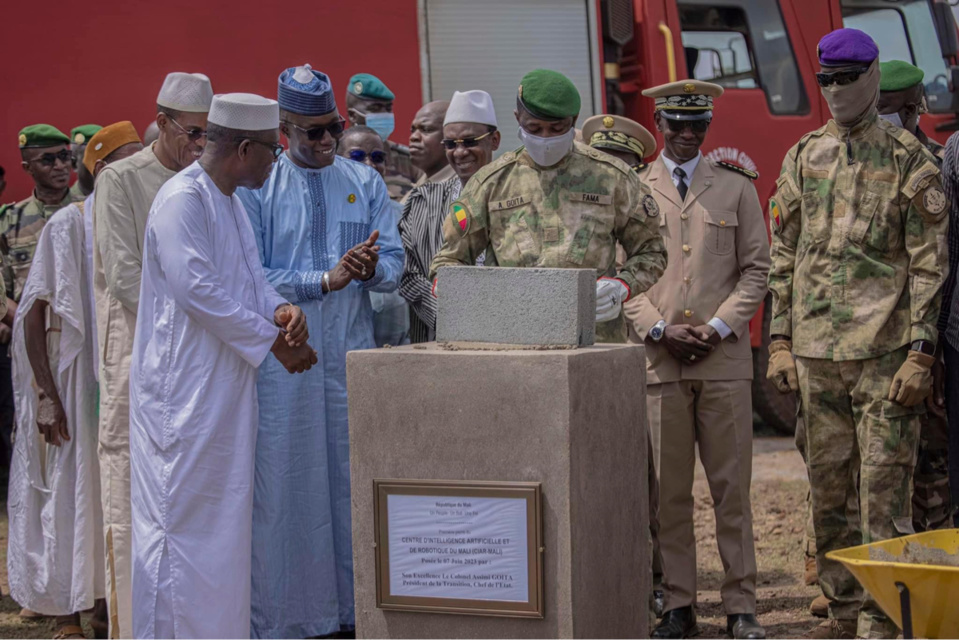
[
  {"xmin": 518, "ymin": 127, "xmax": 575, "ymax": 167},
  {"xmin": 878, "ymin": 111, "xmax": 903, "ymax": 128}
]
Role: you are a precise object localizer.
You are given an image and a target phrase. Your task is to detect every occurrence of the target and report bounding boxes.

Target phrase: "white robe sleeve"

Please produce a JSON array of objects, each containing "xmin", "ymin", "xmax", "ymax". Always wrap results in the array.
[
  {"xmin": 361, "ymin": 174, "xmax": 404, "ymax": 293},
  {"xmin": 151, "ymin": 189, "xmax": 278, "ymax": 368}
]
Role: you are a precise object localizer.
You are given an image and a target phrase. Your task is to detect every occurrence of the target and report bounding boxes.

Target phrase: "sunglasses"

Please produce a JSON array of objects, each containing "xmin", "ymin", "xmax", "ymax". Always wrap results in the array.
[
  {"xmin": 284, "ymin": 118, "xmax": 346, "ymax": 141},
  {"xmin": 29, "ymin": 149, "xmax": 72, "ymax": 167},
  {"xmin": 665, "ymin": 119, "xmax": 710, "ymax": 134},
  {"xmin": 243, "ymin": 138, "xmax": 284, "ymax": 160},
  {"xmin": 441, "ymin": 130, "xmax": 495, "ymax": 150},
  {"xmin": 816, "ymin": 66, "xmax": 870, "ymax": 87},
  {"xmin": 348, "ymin": 149, "xmax": 387, "ymax": 164},
  {"xmin": 168, "ymin": 116, "xmax": 207, "ymax": 142}
]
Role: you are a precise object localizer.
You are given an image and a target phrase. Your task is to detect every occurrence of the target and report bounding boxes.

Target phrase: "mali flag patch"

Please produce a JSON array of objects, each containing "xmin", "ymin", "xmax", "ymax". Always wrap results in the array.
[
  {"xmin": 769, "ymin": 198, "xmax": 782, "ymax": 230},
  {"xmin": 452, "ymin": 202, "xmax": 469, "ymax": 234}
]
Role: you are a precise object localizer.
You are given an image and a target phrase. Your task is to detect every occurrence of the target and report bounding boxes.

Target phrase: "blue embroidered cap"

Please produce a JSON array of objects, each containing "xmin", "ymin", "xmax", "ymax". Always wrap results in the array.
[
  {"xmin": 818, "ymin": 28, "xmax": 878, "ymax": 67},
  {"xmin": 278, "ymin": 64, "xmax": 337, "ymax": 116}
]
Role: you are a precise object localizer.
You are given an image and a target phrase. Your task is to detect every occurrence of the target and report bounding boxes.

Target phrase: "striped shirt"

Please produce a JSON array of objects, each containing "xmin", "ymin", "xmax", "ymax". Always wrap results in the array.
[
  {"xmin": 939, "ymin": 132, "xmax": 959, "ymax": 349},
  {"xmin": 398, "ymin": 176, "xmax": 462, "ymax": 342}
]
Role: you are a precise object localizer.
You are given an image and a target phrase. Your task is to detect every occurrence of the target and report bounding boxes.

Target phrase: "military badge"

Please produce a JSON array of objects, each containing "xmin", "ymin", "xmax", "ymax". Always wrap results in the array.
[
  {"xmin": 348, "ymin": 193, "xmax": 357, "ymax": 204},
  {"xmin": 353, "ymin": 81, "xmax": 363, "ymax": 95},
  {"xmin": 770, "ymin": 198, "xmax": 782, "ymax": 229},
  {"xmin": 603, "ymin": 116, "xmax": 615, "ymax": 129},
  {"xmin": 18, "ymin": 134, "xmax": 26, "ymax": 147},
  {"xmin": 94, "ymin": 142, "xmax": 103, "ymax": 151},
  {"xmin": 683, "ymin": 83, "xmax": 696, "ymax": 94},
  {"xmin": 642, "ymin": 194, "xmax": 659, "ymax": 217},
  {"xmin": 922, "ymin": 186, "xmax": 946, "ymax": 217},
  {"xmin": 451, "ymin": 202, "xmax": 470, "ymax": 233},
  {"xmin": 74, "ymin": 133, "xmax": 85, "ymax": 144}
]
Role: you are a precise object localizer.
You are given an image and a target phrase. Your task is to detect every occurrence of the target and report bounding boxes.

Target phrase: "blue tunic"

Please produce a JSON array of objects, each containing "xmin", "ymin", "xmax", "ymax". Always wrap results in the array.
[{"xmin": 238, "ymin": 154, "xmax": 403, "ymax": 638}]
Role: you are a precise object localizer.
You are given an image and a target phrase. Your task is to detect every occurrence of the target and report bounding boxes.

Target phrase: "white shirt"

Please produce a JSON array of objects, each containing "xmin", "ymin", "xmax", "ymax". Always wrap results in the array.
[{"xmin": 657, "ymin": 152, "xmax": 731, "ymax": 339}]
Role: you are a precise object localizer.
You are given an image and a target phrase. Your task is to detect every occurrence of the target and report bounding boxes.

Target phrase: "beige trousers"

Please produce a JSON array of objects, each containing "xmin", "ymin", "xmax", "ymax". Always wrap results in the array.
[
  {"xmin": 647, "ymin": 378, "xmax": 757, "ymax": 614},
  {"xmin": 99, "ymin": 443, "xmax": 131, "ymax": 639}
]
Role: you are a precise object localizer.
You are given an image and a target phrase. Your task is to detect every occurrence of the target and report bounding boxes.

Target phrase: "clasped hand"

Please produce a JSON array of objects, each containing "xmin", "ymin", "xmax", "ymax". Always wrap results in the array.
[
  {"xmin": 326, "ymin": 230, "xmax": 381, "ymax": 292},
  {"xmin": 662, "ymin": 324, "xmax": 719, "ymax": 363},
  {"xmin": 272, "ymin": 304, "xmax": 317, "ymax": 373}
]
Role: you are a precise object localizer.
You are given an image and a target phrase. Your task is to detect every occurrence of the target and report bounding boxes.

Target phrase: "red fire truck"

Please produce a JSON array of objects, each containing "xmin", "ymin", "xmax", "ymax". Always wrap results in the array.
[{"xmin": 3, "ymin": 0, "xmax": 956, "ymax": 432}]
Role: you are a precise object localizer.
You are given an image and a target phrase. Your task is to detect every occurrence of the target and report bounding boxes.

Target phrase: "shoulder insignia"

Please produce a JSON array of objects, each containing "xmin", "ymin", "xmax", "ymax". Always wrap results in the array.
[
  {"xmin": 632, "ymin": 162, "xmax": 647, "ymax": 173},
  {"xmin": 717, "ymin": 161, "xmax": 758, "ymax": 180},
  {"xmin": 769, "ymin": 198, "xmax": 783, "ymax": 230},
  {"xmin": 642, "ymin": 194, "xmax": 659, "ymax": 217},
  {"xmin": 450, "ymin": 201, "xmax": 470, "ymax": 234},
  {"xmin": 922, "ymin": 186, "xmax": 946, "ymax": 217}
]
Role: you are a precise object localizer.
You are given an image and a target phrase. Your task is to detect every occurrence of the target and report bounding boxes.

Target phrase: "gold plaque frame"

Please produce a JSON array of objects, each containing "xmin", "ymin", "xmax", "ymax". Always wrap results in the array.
[{"xmin": 373, "ymin": 479, "xmax": 544, "ymax": 618}]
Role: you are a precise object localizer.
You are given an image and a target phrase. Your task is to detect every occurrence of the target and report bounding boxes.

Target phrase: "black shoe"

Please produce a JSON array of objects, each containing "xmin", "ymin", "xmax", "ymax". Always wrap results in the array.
[
  {"xmin": 652, "ymin": 606, "xmax": 697, "ymax": 639},
  {"xmin": 652, "ymin": 589, "xmax": 665, "ymax": 618},
  {"xmin": 727, "ymin": 613, "xmax": 765, "ymax": 639}
]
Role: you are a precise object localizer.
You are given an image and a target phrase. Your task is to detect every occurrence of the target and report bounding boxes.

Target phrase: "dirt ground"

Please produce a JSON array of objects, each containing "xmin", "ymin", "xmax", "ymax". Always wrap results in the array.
[{"xmin": 0, "ymin": 437, "xmax": 819, "ymax": 639}]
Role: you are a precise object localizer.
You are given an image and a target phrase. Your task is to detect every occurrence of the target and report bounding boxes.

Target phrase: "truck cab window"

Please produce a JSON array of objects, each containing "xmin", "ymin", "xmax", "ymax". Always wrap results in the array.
[
  {"xmin": 678, "ymin": 0, "xmax": 809, "ymax": 115},
  {"xmin": 843, "ymin": 0, "xmax": 951, "ymax": 113}
]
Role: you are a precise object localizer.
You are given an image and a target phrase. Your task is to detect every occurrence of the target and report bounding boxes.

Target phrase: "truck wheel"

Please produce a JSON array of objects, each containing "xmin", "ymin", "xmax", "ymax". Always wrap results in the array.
[{"xmin": 752, "ymin": 294, "xmax": 797, "ymax": 436}]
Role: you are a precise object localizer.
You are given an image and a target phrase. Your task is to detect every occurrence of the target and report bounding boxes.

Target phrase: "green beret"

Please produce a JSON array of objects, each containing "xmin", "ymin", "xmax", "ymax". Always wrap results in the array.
[
  {"xmin": 70, "ymin": 124, "xmax": 102, "ymax": 145},
  {"xmin": 880, "ymin": 60, "xmax": 924, "ymax": 92},
  {"xmin": 518, "ymin": 69, "xmax": 581, "ymax": 120},
  {"xmin": 18, "ymin": 124, "xmax": 71, "ymax": 149},
  {"xmin": 348, "ymin": 73, "xmax": 395, "ymax": 101}
]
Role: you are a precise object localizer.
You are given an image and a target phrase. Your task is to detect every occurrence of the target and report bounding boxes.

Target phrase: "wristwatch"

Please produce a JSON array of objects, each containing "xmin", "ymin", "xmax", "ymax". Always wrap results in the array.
[
  {"xmin": 649, "ymin": 320, "xmax": 667, "ymax": 342},
  {"xmin": 910, "ymin": 340, "xmax": 936, "ymax": 355}
]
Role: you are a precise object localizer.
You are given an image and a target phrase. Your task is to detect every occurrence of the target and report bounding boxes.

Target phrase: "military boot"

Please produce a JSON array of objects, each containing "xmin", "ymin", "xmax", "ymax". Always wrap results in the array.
[
  {"xmin": 809, "ymin": 594, "xmax": 828, "ymax": 618},
  {"xmin": 803, "ymin": 619, "xmax": 856, "ymax": 639}
]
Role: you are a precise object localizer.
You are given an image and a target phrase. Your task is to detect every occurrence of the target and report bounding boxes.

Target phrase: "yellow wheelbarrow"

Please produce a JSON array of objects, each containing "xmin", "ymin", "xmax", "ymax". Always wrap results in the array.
[{"xmin": 827, "ymin": 530, "xmax": 959, "ymax": 639}]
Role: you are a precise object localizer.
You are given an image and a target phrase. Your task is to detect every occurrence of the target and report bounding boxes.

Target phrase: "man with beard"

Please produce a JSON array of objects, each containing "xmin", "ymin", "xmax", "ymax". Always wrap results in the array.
[
  {"xmin": 239, "ymin": 64, "xmax": 403, "ymax": 638},
  {"xmin": 767, "ymin": 29, "xmax": 947, "ymax": 639}
]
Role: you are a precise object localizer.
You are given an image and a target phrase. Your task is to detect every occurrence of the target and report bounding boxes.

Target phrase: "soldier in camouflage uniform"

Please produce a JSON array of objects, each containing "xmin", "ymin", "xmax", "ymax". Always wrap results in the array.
[
  {"xmin": 69, "ymin": 124, "xmax": 102, "ymax": 199},
  {"xmin": 767, "ymin": 30, "xmax": 948, "ymax": 639},
  {"xmin": 345, "ymin": 72, "xmax": 421, "ymax": 201},
  {"xmin": 878, "ymin": 60, "xmax": 951, "ymax": 533},
  {"xmin": 429, "ymin": 69, "xmax": 666, "ymax": 343},
  {"xmin": 3, "ymin": 125, "xmax": 82, "ymax": 303}
]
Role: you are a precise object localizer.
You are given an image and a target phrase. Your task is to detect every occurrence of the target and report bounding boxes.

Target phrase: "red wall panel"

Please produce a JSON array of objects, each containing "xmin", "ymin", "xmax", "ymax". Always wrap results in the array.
[{"xmin": 0, "ymin": 0, "xmax": 422, "ymax": 201}]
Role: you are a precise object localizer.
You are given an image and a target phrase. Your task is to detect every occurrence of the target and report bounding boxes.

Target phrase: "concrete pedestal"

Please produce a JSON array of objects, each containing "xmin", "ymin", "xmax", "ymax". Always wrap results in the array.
[{"xmin": 348, "ymin": 343, "xmax": 649, "ymax": 638}]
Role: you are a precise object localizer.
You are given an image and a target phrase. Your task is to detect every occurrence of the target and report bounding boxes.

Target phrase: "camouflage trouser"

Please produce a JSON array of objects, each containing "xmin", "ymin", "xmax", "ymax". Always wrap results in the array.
[
  {"xmin": 794, "ymin": 416, "xmax": 817, "ymax": 558},
  {"xmin": 797, "ymin": 347, "xmax": 922, "ymax": 639},
  {"xmin": 913, "ymin": 408, "xmax": 951, "ymax": 531}
]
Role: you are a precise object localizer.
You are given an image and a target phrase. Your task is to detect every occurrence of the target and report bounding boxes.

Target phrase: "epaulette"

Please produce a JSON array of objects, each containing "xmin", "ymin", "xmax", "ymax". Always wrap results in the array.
[
  {"xmin": 471, "ymin": 148, "xmax": 520, "ymax": 186},
  {"xmin": 389, "ymin": 141, "xmax": 412, "ymax": 157},
  {"xmin": 878, "ymin": 118, "xmax": 925, "ymax": 156},
  {"xmin": 632, "ymin": 161, "xmax": 648, "ymax": 173},
  {"xmin": 716, "ymin": 161, "xmax": 758, "ymax": 180},
  {"xmin": 578, "ymin": 142, "xmax": 633, "ymax": 175}
]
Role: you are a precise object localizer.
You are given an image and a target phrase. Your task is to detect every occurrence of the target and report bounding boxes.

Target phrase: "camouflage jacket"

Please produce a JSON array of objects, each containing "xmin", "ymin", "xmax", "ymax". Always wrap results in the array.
[
  {"xmin": 0, "ymin": 189, "xmax": 78, "ymax": 301},
  {"xmin": 430, "ymin": 141, "xmax": 667, "ymax": 342},
  {"xmin": 385, "ymin": 140, "xmax": 420, "ymax": 202},
  {"xmin": 769, "ymin": 113, "xmax": 947, "ymax": 360}
]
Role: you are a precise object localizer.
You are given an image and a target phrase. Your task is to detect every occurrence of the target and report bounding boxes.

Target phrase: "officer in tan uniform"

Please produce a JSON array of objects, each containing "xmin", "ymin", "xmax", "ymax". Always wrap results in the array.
[
  {"xmin": 429, "ymin": 69, "xmax": 667, "ymax": 342},
  {"xmin": 624, "ymin": 81, "xmax": 769, "ymax": 640}
]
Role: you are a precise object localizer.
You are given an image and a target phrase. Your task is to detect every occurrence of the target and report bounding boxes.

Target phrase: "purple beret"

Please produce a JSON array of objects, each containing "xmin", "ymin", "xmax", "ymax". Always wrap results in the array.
[{"xmin": 818, "ymin": 28, "xmax": 878, "ymax": 66}]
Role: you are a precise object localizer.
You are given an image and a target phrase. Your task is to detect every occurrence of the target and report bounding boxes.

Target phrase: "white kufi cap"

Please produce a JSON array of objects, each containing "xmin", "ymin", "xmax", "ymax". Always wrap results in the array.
[
  {"xmin": 157, "ymin": 72, "xmax": 214, "ymax": 112},
  {"xmin": 208, "ymin": 93, "xmax": 279, "ymax": 131},
  {"xmin": 444, "ymin": 90, "xmax": 497, "ymax": 127}
]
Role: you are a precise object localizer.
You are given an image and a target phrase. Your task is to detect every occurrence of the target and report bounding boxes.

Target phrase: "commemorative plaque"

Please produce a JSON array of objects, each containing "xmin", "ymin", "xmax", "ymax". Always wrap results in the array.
[{"xmin": 374, "ymin": 479, "xmax": 544, "ymax": 618}]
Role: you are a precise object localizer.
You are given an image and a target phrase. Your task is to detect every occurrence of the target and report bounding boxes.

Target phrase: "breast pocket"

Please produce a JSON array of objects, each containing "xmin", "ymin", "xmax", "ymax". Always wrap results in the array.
[
  {"xmin": 849, "ymin": 190, "xmax": 901, "ymax": 254},
  {"xmin": 492, "ymin": 210, "xmax": 539, "ymax": 266},
  {"xmin": 703, "ymin": 210, "xmax": 738, "ymax": 255},
  {"xmin": 800, "ymin": 175, "xmax": 831, "ymax": 244},
  {"xmin": 339, "ymin": 221, "xmax": 370, "ymax": 257}
]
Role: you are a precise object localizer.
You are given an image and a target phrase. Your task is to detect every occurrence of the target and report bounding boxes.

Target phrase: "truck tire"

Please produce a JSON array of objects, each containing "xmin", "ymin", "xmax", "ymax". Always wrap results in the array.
[{"xmin": 752, "ymin": 294, "xmax": 797, "ymax": 436}]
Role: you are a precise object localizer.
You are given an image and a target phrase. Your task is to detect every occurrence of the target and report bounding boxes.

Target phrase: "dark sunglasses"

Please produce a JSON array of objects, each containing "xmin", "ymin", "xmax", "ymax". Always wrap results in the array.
[
  {"xmin": 284, "ymin": 118, "xmax": 346, "ymax": 141},
  {"xmin": 29, "ymin": 149, "xmax": 72, "ymax": 167},
  {"xmin": 816, "ymin": 66, "xmax": 870, "ymax": 87},
  {"xmin": 168, "ymin": 116, "xmax": 207, "ymax": 142},
  {"xmin": 243, "ymin": 138, "xmax": 284, "ymax": 160},
  {"xmin": 665, "ymin": 119, "xmax": 710, "ymax": 134},
  {"xmin": 348, "ymin": 149, "xmax": 387, "ymax": 164},
  {"xmin": 441, "ymin": 130, "xmax": 495, "ymax": 150}
]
